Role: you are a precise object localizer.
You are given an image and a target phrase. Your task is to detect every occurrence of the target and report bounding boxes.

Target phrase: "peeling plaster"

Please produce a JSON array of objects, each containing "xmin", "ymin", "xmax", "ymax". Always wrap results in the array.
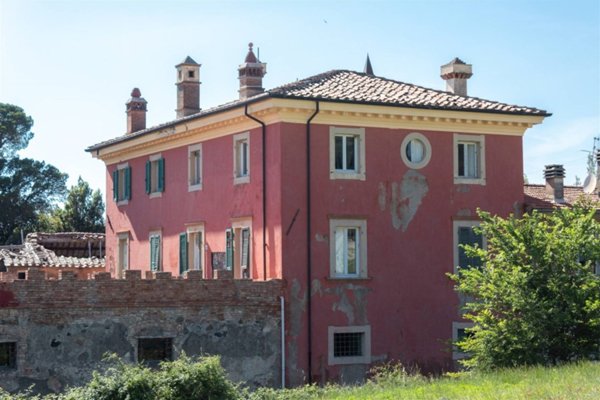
[
  {"xmin": 390, "ymin": 170, "xmax": 429, "ymax": 232},
  {"xmin": 315, "ymin": 233, "xmax": 328, "ymax": 243},
  {"xmin": 378, "ymin": 182, "xmax": 387, "ymax": 211},
  {"xmin": 457, "ymin": 208, "xmax": 472, "ymax": 217},
  {"xmin": 316, "ymin": 283, "xmax": 370, "ymax": 325},
  {"xmin": 287, "ymin": 279, "xmax": 307, "ymax": 385}
]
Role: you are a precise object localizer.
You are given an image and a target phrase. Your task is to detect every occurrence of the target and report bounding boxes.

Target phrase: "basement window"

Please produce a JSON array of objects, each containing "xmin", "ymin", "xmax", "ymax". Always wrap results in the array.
[
  {"xmin": 138, "ymin": 338, "xmax": 173, "ymax": 366},
  {"xmin": 0, "ymin": 342, "xmax": 16, "ymax": 369},
  {"xmin": 452, "ymin": 322, "xmax": 474, "ymax": 360},
  {"xmin": 328, "ymin": 325, "xmax": 371, "ymax": 365}
]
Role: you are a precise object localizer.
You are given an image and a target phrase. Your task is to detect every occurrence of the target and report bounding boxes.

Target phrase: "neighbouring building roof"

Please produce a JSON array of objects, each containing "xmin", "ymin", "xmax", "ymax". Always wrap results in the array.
[
  {"xmin": 0, "ymin": 243, "xmax": 105, "ymax": 269},
  {"xmin": 26, "ymin": 232, "xmax": 105, "ymax": 258},
  {"xmin": 87, "ymin": 69, "xmax": 550, "ymax": 152},
  {"xmin": 524, "ymin": 184, "xmax": 600, "ymax": 210}
]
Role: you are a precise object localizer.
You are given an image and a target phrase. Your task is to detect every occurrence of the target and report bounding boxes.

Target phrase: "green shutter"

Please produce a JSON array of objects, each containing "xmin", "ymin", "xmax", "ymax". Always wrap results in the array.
[
  {"xmin": 150, "ymin": 236, "xmax": 160, "ymax": 271},
  {"xmin": 145, "ymin": 160, "xmax": 151, "ymax": 194},
  {"xmin": 113, "ymin": 169, "xmax": 119, "ymax": 201},
  {"xmin": 157, "ymin": 158, "xmax": 165, "ymax": 192},
  {"xmin": 241, "ymin": 228, "xmax": 250, "ymax": 269},
  {"xmin": 124, "ymin": 166, "xmax": 131, "ymax": 200},
  {"xmin": 225, "ymin": 229, "xmax": 234, "ymax": 270},
  {"xmin": 179, "ymin": 233, "xmax": 188, "ymax": 275}
]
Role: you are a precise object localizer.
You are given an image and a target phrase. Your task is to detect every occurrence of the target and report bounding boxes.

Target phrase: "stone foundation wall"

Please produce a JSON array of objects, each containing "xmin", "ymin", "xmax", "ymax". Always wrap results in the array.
[{"xmin": 0, "ymin": 270, "xmax": 284, "ymax": 394}]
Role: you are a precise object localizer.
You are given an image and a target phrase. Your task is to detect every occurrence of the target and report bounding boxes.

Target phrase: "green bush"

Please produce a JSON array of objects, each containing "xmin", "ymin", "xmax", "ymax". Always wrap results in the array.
[{"xmin": 450, "ymin": 202, "xmax": 600, "ymax": 370}]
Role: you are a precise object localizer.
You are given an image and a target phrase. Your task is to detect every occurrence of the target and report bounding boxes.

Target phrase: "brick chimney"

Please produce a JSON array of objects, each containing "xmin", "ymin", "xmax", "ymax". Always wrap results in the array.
[
  {"xmin": 126, "ymin": 88, "xmax": 147, "ymax": 134},
  {"xmin": 440, "ymin": 58, "xmax": 473, "ymax": 96},
  {"xmin": 238, "ymin": 43, "xmax": 267, "ymax": 100},
  {"xmin": 175, "ymin": 56, "xmax": 201, "ymax": 118},
  {"xmin": 544, "ymin": 164, "xmax": 565, "ymax": 203}
]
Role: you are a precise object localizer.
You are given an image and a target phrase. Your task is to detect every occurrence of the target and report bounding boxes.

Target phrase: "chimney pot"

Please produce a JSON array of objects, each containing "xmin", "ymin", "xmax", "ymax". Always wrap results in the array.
[
  {"xmin": 175, "ymin": 56, "xmax": 201, "ymax": 118},
  {"xmin": 440, "ymin": 58, "xmax": 473, "ymax": 96},
  {"xmin": 125, "ymin": 88, "xmax": 147, "ymax": 134},
  {"xmin": 238, "ymin": 42, "xmax": 267, "ymax": 100},
  {"xmin": 544, "ymin": 164, "xmax": 565, "ymax": 203}
]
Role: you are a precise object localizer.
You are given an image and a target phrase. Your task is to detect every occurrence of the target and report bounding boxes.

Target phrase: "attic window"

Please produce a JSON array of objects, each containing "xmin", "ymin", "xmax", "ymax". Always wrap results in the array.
[
  {"xmin": 401, "ymin": 132, "xmax": 431, "ymax": 169},
  {"xmin": 188, "ymin": 71, "xmax": 194, "ymax": 78}
]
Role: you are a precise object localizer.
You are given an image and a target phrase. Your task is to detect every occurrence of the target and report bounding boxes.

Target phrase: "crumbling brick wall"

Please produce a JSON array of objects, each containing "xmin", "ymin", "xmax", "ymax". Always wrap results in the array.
[{"xmin": 0, "ymin": 270, "xmax": 284, "ymax": 394}]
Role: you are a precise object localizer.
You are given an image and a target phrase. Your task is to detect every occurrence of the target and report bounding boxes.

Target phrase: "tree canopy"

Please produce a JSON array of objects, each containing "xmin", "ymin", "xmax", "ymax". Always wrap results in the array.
[
  {"xmin": 0, "ymin": 103, "xmax": 68, "ymax": 244},
  {"xmin": 451, "ymin": 203, "xmax": 600, "ymax": 370}
]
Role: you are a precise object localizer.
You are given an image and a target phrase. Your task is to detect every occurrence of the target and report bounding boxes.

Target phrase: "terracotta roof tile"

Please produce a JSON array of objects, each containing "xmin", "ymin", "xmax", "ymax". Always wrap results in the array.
[
  {"xmin": 524, "ymin": 184, "xmax": 600, "ymax": 210},
  {"xmin": 87, "ymin": 69, "xmax": 549, "ymax": 152}
]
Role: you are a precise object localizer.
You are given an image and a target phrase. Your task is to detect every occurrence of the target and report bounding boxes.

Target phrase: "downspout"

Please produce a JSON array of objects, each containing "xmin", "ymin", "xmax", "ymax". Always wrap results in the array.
[
  {"xmin": 280, "ymin": 295, "xmax": 286, "ymax": 388},
  {"xmin": 244, "ymin": 104, "xmax": 268, "ymax": 281},
  {"xmin": 306, "ymin": 101, "xmax": 320, "ymax": 384}
]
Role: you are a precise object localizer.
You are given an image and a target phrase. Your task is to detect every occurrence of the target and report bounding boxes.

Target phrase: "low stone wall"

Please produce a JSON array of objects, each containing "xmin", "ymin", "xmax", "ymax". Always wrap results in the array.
[{"xmin": 0, "ymin": 270, "xmax": 284, "ymax": 394}]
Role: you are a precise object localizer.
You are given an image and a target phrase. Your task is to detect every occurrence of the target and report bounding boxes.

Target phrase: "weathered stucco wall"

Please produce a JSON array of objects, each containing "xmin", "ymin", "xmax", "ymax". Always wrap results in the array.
[{"xmin": 0, "ymin": 270, "xmax": 283, "ymax": 394}]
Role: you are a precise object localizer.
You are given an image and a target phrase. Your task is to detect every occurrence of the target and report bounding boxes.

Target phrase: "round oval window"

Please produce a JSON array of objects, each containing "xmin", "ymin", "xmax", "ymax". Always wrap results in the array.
[{"xmin": 401, "ymin": 133, "xmax": 431, "ymax": 169}]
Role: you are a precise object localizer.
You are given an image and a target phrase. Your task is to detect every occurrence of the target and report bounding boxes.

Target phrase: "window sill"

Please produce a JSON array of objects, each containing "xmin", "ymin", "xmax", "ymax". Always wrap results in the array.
[
  {"xmin": 234, "ymin": 175, "xmax": 250, "ymax": 185},
  {"xmin": 326, "ymin": 276, "xmax": 372, "ymax": 282},
  {"xmin": 330, "ymin": 171, "xmax": 365, "ymax": 181},
  {"xmin": 149, "ymin": 191, "xmax": 163, "ymax": 199},
  {"xmin": 454, "ymin": 177, "xmax": 486, "ymax": 185},
  {"xmin": 188, "ymin": 184, "xmax": 202, "ymax": 192},
  {"xmin": 116, "ymin": 199, "xmax": 129, "ymax": 206}
]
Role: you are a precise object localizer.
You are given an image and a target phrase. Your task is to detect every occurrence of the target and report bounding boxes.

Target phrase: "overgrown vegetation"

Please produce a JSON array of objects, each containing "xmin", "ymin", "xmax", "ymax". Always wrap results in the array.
[
  {"xmin": 1, "ymin": 357, "xmax": 598, "ymax": 400},
  {"xmin": 450, "ymin": 202, "xmax": 600, "ymax": 370}
]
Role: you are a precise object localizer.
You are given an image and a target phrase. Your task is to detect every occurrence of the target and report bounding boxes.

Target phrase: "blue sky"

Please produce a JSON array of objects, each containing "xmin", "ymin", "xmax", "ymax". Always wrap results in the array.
[{"xmin": 1, "ymin": 0, "xmax": 598, "ymax": 198}]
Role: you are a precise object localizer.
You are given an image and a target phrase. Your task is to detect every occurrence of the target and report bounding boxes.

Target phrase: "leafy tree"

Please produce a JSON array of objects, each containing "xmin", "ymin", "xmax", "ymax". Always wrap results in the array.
[
  {"xmin": 0, "ymin": 103, "xmax": 68, "ymax": 244},
  {"xmin": 450, "ymin": 202, "xmax": 600, "ymax": 370},
  {"xmin": 43, "ymin": 177, "xmax": 105, "ymax": 233}
]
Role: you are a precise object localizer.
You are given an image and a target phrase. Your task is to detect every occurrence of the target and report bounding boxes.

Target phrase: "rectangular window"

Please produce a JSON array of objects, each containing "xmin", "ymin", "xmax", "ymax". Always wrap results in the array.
[
  {"xmin": 233, "ymin": 132, "xmax": 250, "ymax": 184},
  {"xmin": 149, "ymin": 231, "xmax": 161, "ymax": 271},
  {"xmin": 227, "ymin": 220, "xmax": 252, "ymax": 279},
  {"xmin": 328, "ymin": 325, "xmax": 371, "ymax": 365},
  {"xmin": 182, "ymin": 224, "xmax": 204, "ymax": 277},
  {"xmin": 452, "ymin": 322, "xmax": 474, "ymax": 360},
  {"xmin": 188, "ymin": 144, "xmax": 202, "ymax": 191},
  {"xmin": 454, "ymin": 134, "xmax": 485, "ymax": 185},
  {"xmin": 453, "ymin": 221, "xmax": 484, "ymax": 273},
  {"xmin": 330, "ymin": 219, "xmax": 367, "ymax": 278},
  {"xmin": 146, "ymin": 154, "xmax": 165, "ymax": 196},
  {"xmin": 330, "ymin": 127, "xmax": 365, "ymax": 180},
  {"xmin": 117, "ymin": 232, "xmax": 129, "ymax": 278},
  {"xmin": 112, "ymin": 163, "xmax": 131, "ymax": 204},
  {"xmin": 0, "ymin": 342, "xmax": 16, "ymax": 369},
  {"xmin": 137, "ymin": 338, "xmax": 173, "ymax": 366}
]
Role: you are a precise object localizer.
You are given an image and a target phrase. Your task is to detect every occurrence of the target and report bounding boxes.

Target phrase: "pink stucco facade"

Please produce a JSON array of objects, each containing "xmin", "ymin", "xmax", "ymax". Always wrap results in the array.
[{"xmin": 103, "ymin": 115, "xmax": 525, "ymax": 384}]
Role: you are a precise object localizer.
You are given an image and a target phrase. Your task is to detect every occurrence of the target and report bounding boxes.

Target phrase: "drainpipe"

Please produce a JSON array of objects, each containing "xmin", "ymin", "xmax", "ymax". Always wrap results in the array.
[
  {"xmin": 244, "ymin": 104, "xmax": 267, "ymax": 281},
  {"xmin": 306, "ymin": 101, "xmax": 320, "ymax": 384},
  {"xmin": 280, "ymin": 295, "xmax": 286, "ymax": 388}
]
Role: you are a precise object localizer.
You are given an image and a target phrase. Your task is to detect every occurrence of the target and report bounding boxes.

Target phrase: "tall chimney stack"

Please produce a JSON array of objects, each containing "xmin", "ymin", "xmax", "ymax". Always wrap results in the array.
[
  {"xmin": 440, "ymin": 58, "xmax": 473, "ymax": 96},
  {"xmin": 544, "ymin": 164, "xmax": 565, "ymax": 203},
  {"xmin": 175, "ymin": 56, "xmax": 201, "ymax": 118},
  {"xmin": 126, "ymin": 88, "xmax": 147, "ymax": 134},
  {"xmin": 238, "ymin": 43, "xmax": 267, "ymax": 100}
]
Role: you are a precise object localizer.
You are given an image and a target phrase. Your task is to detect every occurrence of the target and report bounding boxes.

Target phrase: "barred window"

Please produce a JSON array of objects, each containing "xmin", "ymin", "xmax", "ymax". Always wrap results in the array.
[
  {"xmin": 0, "ymin": 342, "xmax": 16, "ymax": 369},
  {"xmin": 138, "ymin": 338, "xmax": 172, "ymax": 366},
  {"xmin": 334, "ymin": 332, "xmax": 364, "ymax": 357}
]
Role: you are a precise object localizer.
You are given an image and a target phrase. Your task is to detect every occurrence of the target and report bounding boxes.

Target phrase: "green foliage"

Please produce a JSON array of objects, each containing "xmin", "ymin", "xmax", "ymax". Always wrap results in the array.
[
  {"xmin": 40, "ymin": 176, "xmax": 104, "ymax": 233},
  {"xmin": 449, "ymin": 202, "xmax": 600, "ymax": 370},
  {"xmin": 0, "ymin": 103, "xmax": 68, "ymax": 244}
]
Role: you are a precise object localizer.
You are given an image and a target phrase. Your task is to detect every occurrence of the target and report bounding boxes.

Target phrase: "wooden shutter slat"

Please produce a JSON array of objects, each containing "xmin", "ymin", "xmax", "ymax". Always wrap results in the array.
[
  {"xmin": 179, "ymin": 233, "xmax": 188, "ymax": 275},
  {"xmin": 113, "ymin": 170, "xmax": 119, "ymax": 201},
  {"xmin": 145, "ymin": 161, "xmax": 151, "ymax": 194}
]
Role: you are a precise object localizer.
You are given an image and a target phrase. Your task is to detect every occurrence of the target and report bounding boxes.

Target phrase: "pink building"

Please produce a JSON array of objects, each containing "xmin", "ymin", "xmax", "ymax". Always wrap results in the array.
[{"xmin": 87, "ymin": 46, "xmax": 549, "ymax": 384}]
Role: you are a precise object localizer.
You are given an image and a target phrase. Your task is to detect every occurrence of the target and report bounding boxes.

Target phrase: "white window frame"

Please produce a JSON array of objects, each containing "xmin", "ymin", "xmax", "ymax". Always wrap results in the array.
[
  {"xmin": 329, "ymin": 218, "xmax": 367, "ymax": 279},
  {"xmin": 453, "ymin": 220, "xmax": 486, "ymax": 274},
  {"xmin": 233, "ymin": 132, "xmax": 250, "ymax": 184},
  {"xmin": 231, "ymin": 218, "xmax": 252, "ymax": 279},
  {"xmin": 328, "ymin": 325, "xmax": 371, "ymax": 365},
  {"xmin": 400, "ymin": 132, "xmax": 432, "ymax": 169},
  {"xmin": 186, "ymin": 223, "xmax": 205, "ymax": 277},
  {"xmin": 116, "ymin": 232, "xmax": 129, "ymax": 278},
  {"xmin": 149, "ymin": 153, "xmax": 163, "ymax": 198},
  {"xmin": 452, "ymin": 321, "xmax": 474, "ymax": 360},
  {"xmin": 188, "ymin": 144, "xmax": 203, "ymax": 192},
  {"xmin": 149, "ymin": 230, "xmax": 162, "ymax": 272},
  {"xmin": 329, "ymin": 127, "xmax": 366, "ymax": 180},
  {"xmin": 453, "ymin": 134, "xmax": 485, "ymax": 185},
  {"xmin": 116, "ymin": 162, "xmax": 129, "ymax": 205}
]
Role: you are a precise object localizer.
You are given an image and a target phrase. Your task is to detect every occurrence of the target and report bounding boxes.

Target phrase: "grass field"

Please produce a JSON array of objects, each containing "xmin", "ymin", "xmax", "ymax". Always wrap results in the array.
[{"xmin": 248, "ymin": 362, "xmax": 600, "ymax": 400}]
